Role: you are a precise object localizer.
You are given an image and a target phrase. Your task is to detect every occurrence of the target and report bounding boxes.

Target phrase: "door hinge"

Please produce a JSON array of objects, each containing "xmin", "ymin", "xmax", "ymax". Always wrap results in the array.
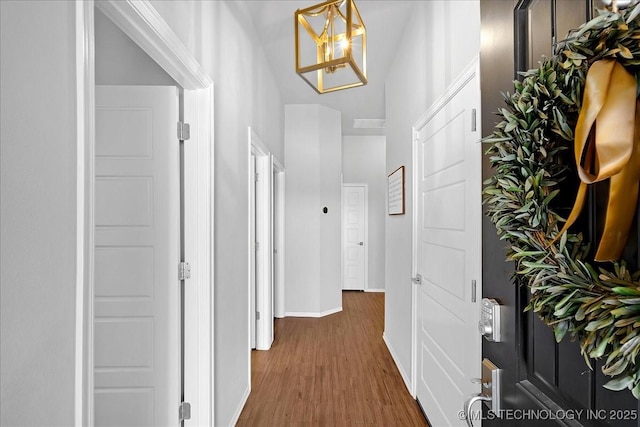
[
  {"xmin": 471, "ymin": 109, "xmax": 477, "ymax": 132},
  {"xmin": 255, "ymin": 172, "xmax": 260, "ymax": 182},
  {"xmin": 179, "ymin": 262, "xmax": 191, "ymax": 281},
  {"xmin": 255, "ymin": 241, "xmax": 260, "ymax": 252},
  {"xmin": 256, "ymin": 311, "xmax": 261, "ymax": 320},
  {"xmin": 177, "ymin": 121, "xmax": 191, "ymax": 141},
  {"xmin": 178, "ymin": 401, "xmax": 191, "ymax": 422}
]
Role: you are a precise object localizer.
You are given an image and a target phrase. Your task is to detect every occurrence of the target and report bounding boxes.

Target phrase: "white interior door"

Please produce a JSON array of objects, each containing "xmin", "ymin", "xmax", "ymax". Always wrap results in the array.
[
  {"xmin": 413, "ymin": 64, "xmax": 481, "ymax": 426},
  {"xmin": 342, "ymin": 185, "xmax": 367, "ymax": 290},
  {"xmin": 249, "ymin": 128, "xmax": 273, "ymax": 351},
  {"xmin": 94, "ymin": 85, "xmax": 180, "ymax": 426}
]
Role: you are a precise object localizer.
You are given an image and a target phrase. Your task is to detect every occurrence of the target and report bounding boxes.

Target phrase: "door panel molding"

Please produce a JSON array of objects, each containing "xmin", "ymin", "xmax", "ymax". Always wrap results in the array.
[{"xmin": 516, "ymin": 380, "xmax": 584, "ymax": 427}]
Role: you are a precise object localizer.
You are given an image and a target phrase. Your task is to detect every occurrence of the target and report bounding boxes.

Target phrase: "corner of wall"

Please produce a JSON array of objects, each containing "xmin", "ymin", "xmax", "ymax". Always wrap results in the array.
[
  {"xmin": 227, "ymin": 383, "xmax": 251, "ymax": 427},
  {"xmin": 383, "ymin": 333, "xmax": 413, "ymax": 396}
]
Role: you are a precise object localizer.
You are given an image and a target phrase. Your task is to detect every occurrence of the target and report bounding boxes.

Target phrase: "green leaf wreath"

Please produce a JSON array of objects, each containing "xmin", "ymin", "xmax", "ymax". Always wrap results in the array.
[{"xmin": 483, "ymin": 3, "xmax": 640, "ymax": 397}]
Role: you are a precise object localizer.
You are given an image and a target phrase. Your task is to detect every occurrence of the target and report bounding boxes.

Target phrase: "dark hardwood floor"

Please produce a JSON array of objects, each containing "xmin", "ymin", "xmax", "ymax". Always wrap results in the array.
[{"xmin": 237, "ymin": 291, "xmax": 428, "ymax": 426}]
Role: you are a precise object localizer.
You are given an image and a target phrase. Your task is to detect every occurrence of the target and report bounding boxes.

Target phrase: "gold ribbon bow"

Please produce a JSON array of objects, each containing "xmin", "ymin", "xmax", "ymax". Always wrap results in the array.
[{"xmin": 558, "ymin": 59, "xmax": 640, "ymax": 261}]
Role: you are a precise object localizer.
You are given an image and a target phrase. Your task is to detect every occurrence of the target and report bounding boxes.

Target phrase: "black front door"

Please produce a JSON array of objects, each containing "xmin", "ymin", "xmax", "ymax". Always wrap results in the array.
[{"xmin": 480, "ymin": 1, "xmax": 640, "ymax": 425}]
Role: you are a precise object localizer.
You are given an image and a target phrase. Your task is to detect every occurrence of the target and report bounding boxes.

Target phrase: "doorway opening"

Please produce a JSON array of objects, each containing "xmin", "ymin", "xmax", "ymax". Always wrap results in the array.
[
  {"xmin": 249, "ymin": 127, "xmax": 276, "ymax": 351},
  {"xmin": 79, "ymin": 2, "xmax": 214, "ymax": 425}
]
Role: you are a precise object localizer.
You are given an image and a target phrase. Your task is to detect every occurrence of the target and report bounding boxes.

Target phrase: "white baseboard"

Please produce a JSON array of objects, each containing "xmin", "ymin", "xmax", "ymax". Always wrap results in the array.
[
  {"xmin": 365, "ymin": 288, "xmax": 385, "ymax": 293},
  {"xmin": 228, "ymin": 383, "xmax": 250, "ymax": 427},
  {"xmin": 285, "ymin": 306, "xmax": 342, "ymax": 318},
  {"xmin": 383, "ymin": 332, "xmax": 413, "ymax": 395}
]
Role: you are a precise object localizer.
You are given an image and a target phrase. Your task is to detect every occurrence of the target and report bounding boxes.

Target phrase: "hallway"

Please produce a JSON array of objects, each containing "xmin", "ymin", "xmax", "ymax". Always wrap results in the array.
[{"xmin": 237, "ymin": 291, "xmax": 428, "ymax": 426}]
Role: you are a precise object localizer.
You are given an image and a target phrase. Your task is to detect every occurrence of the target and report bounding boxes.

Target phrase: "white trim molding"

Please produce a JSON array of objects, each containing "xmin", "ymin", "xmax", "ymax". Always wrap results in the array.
[
  {"xmin": 383, "ymin": 333, "xmax": 413, "ymax": 397},
  {"xmin": 228, "ymin": 384, "xmax": 250, "ymax": 427},
  {"xmin": 183, "ymin": 86, "xmax": 215, "ymax": 426},
  {"xmin": 272, "ymin": 156, "xmax": 286, "ymax": 319},
  {"xmin": 412, "ymin": 56, "xmax": 481, "ymax": 134},
  {"xmin": 285, "ymin": 307, "xmax": 343, "ymax": 318},
  {"xmin": 95, "ymin": 0, "xmax": 211, "ymax": 89},
  {"xmin": 76, "ymin": 1, "xmax": 95, "ymax": 425}
]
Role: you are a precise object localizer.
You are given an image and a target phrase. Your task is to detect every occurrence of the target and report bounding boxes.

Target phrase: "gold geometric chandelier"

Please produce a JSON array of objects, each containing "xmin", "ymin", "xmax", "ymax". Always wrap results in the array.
[{"xmin": 295, "ymin": 0, "xmax": 367, "ymax": 94}]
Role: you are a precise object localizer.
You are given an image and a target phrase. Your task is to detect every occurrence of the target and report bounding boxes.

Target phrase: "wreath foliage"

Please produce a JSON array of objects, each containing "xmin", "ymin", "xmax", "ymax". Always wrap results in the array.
[{"xmin": 483, "ymin": 3, "xmax": 640, "ymax": 397}]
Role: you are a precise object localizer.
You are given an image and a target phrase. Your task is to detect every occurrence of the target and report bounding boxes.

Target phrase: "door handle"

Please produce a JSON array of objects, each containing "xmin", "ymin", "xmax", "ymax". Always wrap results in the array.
[
  {"xmin": 463, "ymin": 394, "xmax": 490, "ymax": 427},
  {"xmin": 462, "ymin": 358, "xmax": 502, "ymax": 426},
  {"xmin": 412, "ymin": 273, "xmax": 422, "ymax": 285},
  {"xmin": 358, "ymin": 242, "xmax": 364, "ymax": 246}
]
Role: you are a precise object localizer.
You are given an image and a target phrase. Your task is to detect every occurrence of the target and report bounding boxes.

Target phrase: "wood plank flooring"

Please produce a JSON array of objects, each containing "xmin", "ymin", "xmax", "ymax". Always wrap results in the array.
[{"xmin": 237, "ymin": 291, "xmax": 428, "ymax": 426}]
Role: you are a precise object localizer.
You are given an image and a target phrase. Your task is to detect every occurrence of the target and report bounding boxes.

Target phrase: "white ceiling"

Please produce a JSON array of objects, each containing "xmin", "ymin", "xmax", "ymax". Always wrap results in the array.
[{"xmin": 243, "ymin": 0, "xmax": 417, "ymax": 135}]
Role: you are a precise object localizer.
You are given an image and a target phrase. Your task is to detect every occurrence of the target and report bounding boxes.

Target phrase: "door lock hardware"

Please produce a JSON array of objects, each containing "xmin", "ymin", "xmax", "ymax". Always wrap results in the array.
[
  {"xmin": 412, "ymin": 273, "xmax": 422, "ymax": 285},
  {"xmin": 463, "ymin": 358, "xmax": 502, "ymax": 426},
  {"xmin": 478, "ymin": 298, "xmax": 502, "ymax": 342}
]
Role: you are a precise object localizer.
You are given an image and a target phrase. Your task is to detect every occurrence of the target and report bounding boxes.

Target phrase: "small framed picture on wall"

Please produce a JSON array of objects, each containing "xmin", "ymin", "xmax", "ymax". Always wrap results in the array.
[{"xmin": 388, "ymin": 166, "xmax": 405, "ymax": 215}]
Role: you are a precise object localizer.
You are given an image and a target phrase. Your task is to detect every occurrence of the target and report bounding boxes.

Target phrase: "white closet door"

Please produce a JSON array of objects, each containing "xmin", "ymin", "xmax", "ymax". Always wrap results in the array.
[{"xmin": 94, "ymin": 85, "xmax": 180, "ymax": 427}]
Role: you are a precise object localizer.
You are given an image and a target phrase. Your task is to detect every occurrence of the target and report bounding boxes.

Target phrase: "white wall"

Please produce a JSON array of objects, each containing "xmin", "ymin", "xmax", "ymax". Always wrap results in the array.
[
  {"xmin": 284, "ymin": 105, "xmax": 320, "ymax": 313},
  {"xmin": 0, "ymin": 1, "xmax": 78, "ymax": 425},
  {"xmin": 95, "ymin": 8, "xmax": 178, "ymax": 86},
  {"xmin": 318, "ymin": 106, "xmax": 343, "ymax": 313},
  {"xmin": 284, "ymin": 104, "xmax": 342, "ymax": 316},
  {"xmin": 148, "ymin": 2, "xmax": 284, "ymax": 424},
  {"xmin": 342, "ymin": 136, "xmax": 386, "ymax": 291},
  {"xmin": 384, "ymin": 0, "xmax": 481, "ymax": 390}
]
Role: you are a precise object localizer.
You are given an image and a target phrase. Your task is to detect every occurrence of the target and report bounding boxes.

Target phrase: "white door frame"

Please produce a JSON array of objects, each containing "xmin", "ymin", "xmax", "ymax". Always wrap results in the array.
[
  {"xmin": 272, "ymin": 157, "xmax": 286, "ymax": 319},
  {"xmin": 250, "ymin": 154, "xmax": 257, "ymax": 349},
  {"xmin": 410, "ymin": 58, "xmax": 482, "ymax": 400},
  {"xmin": 248, "ymin": 127, "xmax": 274, "ymax": 351},
  {"xmin": 76, "ymin": 1, "xmax": 214, "ymax": 425},
  {"xmin": 410, "ymin": 124, "xmax": 419, "ymax": 398},
  {"xmin": 341, "ymin": 183, "xmax": 369, "ymax": 291}
]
